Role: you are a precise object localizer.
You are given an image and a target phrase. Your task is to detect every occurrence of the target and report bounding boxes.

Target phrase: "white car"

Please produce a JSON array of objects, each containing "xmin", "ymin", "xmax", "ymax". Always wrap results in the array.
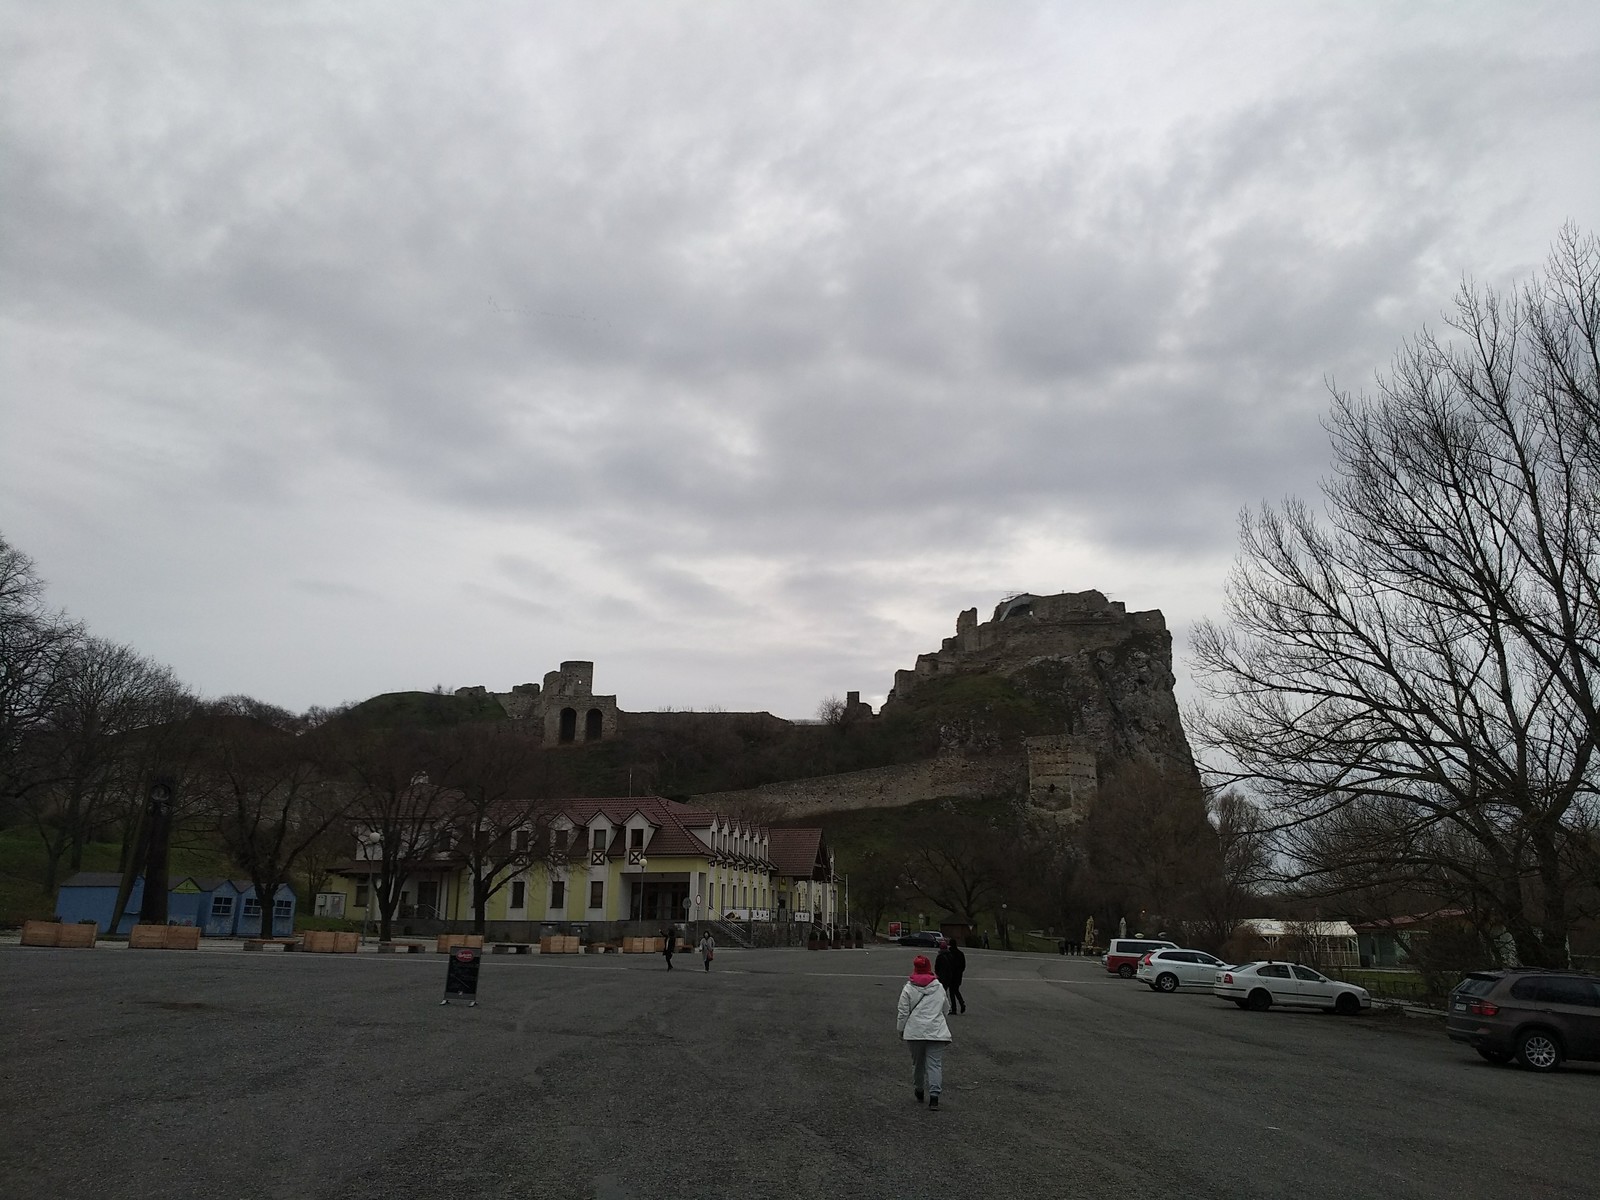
[
  {"xmin": 1214, "ymin": 961, "xmax": 1372, "ymax": 1014},
  {"xmin": 1136, "ymin": 949, "xmax": 1231, "ymax": 993}
]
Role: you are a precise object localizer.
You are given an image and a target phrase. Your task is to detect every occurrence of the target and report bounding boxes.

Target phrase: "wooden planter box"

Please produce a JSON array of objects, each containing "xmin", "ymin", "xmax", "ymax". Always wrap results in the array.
[
  {"xmin": 301, "ymin": 930, "xmax": 358, "ymax": 953},
  {"xmin": 538, "ymin": 935, "xmax": 580, "ymax": 954},
  {"xmin": 129, "ymin": 924, "xmax": 199, "ymax": 949},
  {"xmin": 22, "ymin": 920, "xmax": 98, "ymax": 948},
  {"xmin": 436, "ymin": 933, "xmax": 485, "ymax": 955}
]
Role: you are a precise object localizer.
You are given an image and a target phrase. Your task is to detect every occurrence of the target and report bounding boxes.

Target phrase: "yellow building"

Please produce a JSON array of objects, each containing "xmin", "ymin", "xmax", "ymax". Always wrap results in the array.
[{"xmin": 325, "ymin": 795, "xmax": 839, "ymax": 937}]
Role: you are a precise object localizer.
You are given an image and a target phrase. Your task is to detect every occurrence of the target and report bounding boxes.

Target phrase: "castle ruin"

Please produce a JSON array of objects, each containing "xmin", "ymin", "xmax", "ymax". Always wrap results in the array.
[{"xmin": 457, "ymin": 588, "xmax": 1197, "ymax": 821}]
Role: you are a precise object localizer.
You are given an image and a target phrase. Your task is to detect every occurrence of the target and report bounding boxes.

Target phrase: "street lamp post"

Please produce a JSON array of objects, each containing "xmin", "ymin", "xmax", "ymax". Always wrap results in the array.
[
  {"xmin": 1001, "ymin": 903, "xmax": 1010, "ymax": 952},
  {"xmin": 637, "ymin": 857, "xmax": 648, "ymax": 925}
]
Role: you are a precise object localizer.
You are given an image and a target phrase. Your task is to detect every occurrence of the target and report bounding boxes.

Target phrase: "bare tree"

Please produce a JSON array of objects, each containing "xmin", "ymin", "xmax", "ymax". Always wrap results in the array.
[
  {"xmin": 1077, "ymin": 764, "xmax": 1220, "ymax": 928},
  {"xmin": 21, "ymin": 638, "xmax": 186, "ymax": 890},
  {"xmin": 1193, "ymin": 226, "xmax": 1600, "ymax": 967},
  {"xmin": 198, "ymin": 699, "xmax": 353, "ymax": 936},
  {"xmin": 329, "ymin": 724, "xmax": 463, "ymax": 941},
  {"xmin": 437, "ymin": 724, "xmax": 554, "ymax": 933},
  {"xmin": 848, "ymin": 848, "xmax": 912, "ymax": 936},
  {"xmin": 903, "ymin": 809, "xmax": 1012, "ymax": 926},
  {"xmin": 0, "ymin": 534, "xmax": 82, "ymax": 827},
  {"xmin": 1188, "ymin": 789, "xmax": 1272, "ymax": 949}
]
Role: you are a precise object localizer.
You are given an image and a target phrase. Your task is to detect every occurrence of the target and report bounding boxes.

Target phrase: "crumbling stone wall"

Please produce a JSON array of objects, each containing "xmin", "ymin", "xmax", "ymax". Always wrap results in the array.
[{"xmin": 695, "ymin": 753, "xmax": 1027, "ymax": 821}]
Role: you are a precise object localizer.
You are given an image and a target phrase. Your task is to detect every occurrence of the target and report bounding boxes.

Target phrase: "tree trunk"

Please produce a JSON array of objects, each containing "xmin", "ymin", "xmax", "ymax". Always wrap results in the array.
[{"xmin": 40, "ymin": 838, "xmax": 65, "ymax": 895}]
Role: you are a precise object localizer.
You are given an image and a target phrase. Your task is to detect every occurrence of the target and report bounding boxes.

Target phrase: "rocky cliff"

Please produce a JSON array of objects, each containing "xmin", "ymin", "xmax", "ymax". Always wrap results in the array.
[{"xmin": 697, "ymin": 590, "xmax": 1199, "ymax": 822}]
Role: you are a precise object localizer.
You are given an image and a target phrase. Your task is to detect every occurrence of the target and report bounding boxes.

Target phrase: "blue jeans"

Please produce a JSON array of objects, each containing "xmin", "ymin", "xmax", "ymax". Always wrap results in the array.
[{"xmin": 907, "ymin": 1040, "xmax": 945, "ymax": 1098}]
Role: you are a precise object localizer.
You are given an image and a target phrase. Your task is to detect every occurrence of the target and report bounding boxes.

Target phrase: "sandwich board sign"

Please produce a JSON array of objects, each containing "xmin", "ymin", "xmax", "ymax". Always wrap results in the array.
[{"xmin": 441, "ymin": 946, "xmax": 481, "ymax": 1007}]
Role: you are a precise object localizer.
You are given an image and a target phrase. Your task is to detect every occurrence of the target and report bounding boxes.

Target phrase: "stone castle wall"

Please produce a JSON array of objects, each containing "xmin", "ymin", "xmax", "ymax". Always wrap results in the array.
[
  {"xmin": 888, "ymin": 590, "xmax": 1165, "ymax": 704},
  {"xmin": 458, "ymin": 587, "xmax": 1193, "ymax": 815},
  {"xmin": 695, "ymin": 753, "xmax": 1028, "ymax": 821}
]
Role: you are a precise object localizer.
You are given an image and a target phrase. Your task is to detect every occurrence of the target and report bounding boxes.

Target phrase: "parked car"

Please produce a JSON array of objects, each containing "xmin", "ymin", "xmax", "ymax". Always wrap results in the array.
[
  {"xmin": 1214, "ymin": 961, "xmax": 1371, "ymax": 1014},
  {"xmin": 897, "ymin": 930, "xmax": 950, "ymax": 950},
  {"xmin": 1103, "ymin": 938, "xmax": 1179, "ymax": 978},
  {"xmin": 1446, "ymin": 969, "xmax": 1600, "ymax": 1072},
  {"xmin": 1137, "ymin": 949, "xmax": 1231, "ymax": 993}
]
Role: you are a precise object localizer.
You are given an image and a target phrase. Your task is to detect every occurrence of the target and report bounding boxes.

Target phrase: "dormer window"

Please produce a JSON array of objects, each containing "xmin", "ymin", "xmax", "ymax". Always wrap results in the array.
[
  {"xmin": 630, "ymin": 827, "xmax": 644, "ymax": 849},
  {"xmin": 590, "ymin": 827, "xmax": 606, "ymax": 852}
]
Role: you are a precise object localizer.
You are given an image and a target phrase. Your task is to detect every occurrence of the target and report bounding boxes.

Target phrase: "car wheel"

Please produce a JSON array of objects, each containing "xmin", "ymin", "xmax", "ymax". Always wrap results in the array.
[
  {"xmin": 1333, "ymin": 993, "xmax": 1360, "ymax": 1016},
  {"xmin": 1515, "ymin": 1028, "xmax": 1563, "ymax": 1072},
  {"xmin": 1233, "ymin": 999, "xmax": 1249, "ymax": 1009},
  {"xmin": 1246, "ymin": 989, "xmax": 1272, "ymax": 1012},
  {"xmin": 1475, "ymin": 1048, "xmax": 1512, "ymax": 1065},
  {"xmin": 1156, "ymin": 973, "xmax": 1179, "ymax": 993},
  {"xmin": 1118, "ymin": 964, "xmax": 1135, "ymax": 979}
]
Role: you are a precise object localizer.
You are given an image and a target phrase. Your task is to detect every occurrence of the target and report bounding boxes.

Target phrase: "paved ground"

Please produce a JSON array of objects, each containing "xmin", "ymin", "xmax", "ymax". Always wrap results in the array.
[{"xmin": 3, "ymin": 944, "xmax": 1597, "ymax": 1199}]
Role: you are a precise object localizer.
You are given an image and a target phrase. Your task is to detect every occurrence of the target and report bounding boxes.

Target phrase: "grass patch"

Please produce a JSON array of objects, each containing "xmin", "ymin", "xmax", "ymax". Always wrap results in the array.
[{"xmin": 0, "ymin": 826, "xmax": 241, "ymax": 927}]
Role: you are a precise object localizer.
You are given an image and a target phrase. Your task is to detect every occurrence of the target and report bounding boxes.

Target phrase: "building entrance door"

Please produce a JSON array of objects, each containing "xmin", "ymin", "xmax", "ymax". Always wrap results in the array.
[{"xmin": 416, "ymin": 881, "xmax": 440, "ymax": 919}]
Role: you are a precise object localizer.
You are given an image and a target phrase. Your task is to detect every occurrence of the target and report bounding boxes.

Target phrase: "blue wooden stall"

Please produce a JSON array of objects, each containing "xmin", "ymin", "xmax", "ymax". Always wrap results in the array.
[
  {"xmin": 165, "ymin": 877, "xmax": 205, "ymax": 928},
  {"xmin": 53, "ymin": 873, "xmax": 294, "ymax": 936},
  {"xmin": 234, "ymin": 883, "xmax": 297, "ymax": 937},
  {"xmin": 55, "ymin": 872, "xmax": 143, "ymax": 934},
  {"xmin": 195, "ymin": 878, "xmax": 243, "ymax": 937}
]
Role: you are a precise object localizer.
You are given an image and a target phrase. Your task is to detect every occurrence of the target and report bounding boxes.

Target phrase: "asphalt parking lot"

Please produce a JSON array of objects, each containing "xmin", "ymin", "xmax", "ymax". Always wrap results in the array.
[{"xmin": 3, "ymin": 944, "xmax": 1597, "ymax": 1199}]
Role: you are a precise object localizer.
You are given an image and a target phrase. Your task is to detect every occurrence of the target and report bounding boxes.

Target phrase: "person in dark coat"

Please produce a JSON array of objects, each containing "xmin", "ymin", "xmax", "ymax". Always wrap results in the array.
[
  {"xmin": 934, "ymin": 941, "xmax": 968, "ymax": 1013},
  {"xmin": 662, "ymin": 927, "xmax": 676, "ymax": 970}
]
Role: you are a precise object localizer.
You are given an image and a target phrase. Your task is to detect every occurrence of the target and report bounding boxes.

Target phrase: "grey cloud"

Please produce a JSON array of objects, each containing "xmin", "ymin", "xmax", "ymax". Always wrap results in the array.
[{"xmin": 3, "ymin": 5, "xmax": 1598, "ymax": 718}]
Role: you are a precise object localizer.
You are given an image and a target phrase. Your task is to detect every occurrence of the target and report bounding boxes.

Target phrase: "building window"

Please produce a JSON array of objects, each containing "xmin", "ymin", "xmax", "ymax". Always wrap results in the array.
[
  {"xmin": 589, "ymin": 880, "xmax": 604, "ymax": 910},
  {"xmin": 272, "ymin": 899, "xmax": 292, "ymax": 920},
  {"xmin": 210, "ymin": 895, "xmax": 234, "ymax": 919},
  {"xmin": 511, "ymin": 881, "xmax": 527, "ymax": 909},
  {"xmin": 585, "ymin": 708, "xmax": 603, "ymax": 741},
  {"xmin": 355, "ymin": 882, "xmax": 369, "ymax": 907},
  {"xmin": 514, "ymin": 829, "xmax": 530, "ymax": 852},
  {"xmin": 591, "ymin": 826, "xmax": 606, "ymax": 851},
  {"xmin": 559, "ymin": 707, "xmax": 577, "ymax": 743},
  {"xmin": 630, "ymin": 826, "xmax": 644, "ymax": 849},
  {"xmin": 242, "ymin": 896, "xmax": 262, "ymax": 919},
  {"xmin": 550, "ymin": 880, "xmax": 566, "ymax": 909}
]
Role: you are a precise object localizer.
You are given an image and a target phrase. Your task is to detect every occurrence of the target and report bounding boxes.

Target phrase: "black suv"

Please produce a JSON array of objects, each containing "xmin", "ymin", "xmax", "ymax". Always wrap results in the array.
[{"xmin": 1446, "ymin": 969, "xmax": 1600, "ymax": 1072}]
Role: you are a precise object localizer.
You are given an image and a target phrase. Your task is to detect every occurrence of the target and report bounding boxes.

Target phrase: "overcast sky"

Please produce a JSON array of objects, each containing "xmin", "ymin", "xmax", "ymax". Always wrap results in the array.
[{"xmin": 4, "ymin": 3, "xmax": 1598, "ymax": 721}]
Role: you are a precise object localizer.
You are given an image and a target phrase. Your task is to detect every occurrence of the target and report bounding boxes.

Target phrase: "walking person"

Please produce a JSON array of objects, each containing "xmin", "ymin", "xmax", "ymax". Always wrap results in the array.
[
  {"xmin": 896, "ymin": 954, "xmax": 952, "ymax": 1110},
  {"xmin": 662, "ymin": 927, "xmax": 676, "ymax": 970},
  {"xmin": 935, "ymin": 939, "xmax": 967, "ymax": 1014},
  {"xmin": 699, "ymin": 931, "xmax": 715, "ymax": 972}
]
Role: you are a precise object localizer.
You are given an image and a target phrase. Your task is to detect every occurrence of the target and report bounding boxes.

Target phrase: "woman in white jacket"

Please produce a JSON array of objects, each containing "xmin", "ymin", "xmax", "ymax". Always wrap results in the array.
[{"xmin": 896, "ymin": 954, "xmax": 952, "ymax": 1109}]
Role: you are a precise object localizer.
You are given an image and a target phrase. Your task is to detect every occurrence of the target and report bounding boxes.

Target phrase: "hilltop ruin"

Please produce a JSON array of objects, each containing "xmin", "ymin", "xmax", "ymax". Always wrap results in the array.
[{"xmin": 456, "ymin": 589, "xmax": 1198, "ymax": 823}]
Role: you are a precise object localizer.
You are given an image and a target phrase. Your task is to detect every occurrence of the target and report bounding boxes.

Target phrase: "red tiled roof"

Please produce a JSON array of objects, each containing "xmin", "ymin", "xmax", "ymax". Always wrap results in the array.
[
  {"xmin": 547, "ymin": 796, "xmax": 715, "ymax": 858},
  {"xmin": 769, "ymin": 828, "xmax": 825, "ymax": 878}
]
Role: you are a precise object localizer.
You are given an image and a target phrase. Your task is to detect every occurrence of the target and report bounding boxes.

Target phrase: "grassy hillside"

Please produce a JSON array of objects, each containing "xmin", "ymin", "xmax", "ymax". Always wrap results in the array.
[
  {"xmin": 340, "ymin": 689, "xmax": 511, "ymax": 727},
  {"xmin": 0, "ymin": 826, "xmax": 241, "ymax": 927}
]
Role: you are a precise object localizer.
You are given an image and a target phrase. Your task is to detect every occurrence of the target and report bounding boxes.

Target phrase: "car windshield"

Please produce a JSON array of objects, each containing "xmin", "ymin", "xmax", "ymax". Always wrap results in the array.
[{"xmin": 1452, "ymin": 976, "xmax": 1498, "ymax": 998}]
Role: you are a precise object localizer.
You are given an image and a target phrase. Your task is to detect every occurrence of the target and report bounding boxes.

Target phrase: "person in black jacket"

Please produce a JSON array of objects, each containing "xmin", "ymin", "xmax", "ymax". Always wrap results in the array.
[
  {"xmin": 662, "ymin": 927, "xmax": 676, "ymax": 970},
  {"xmin": 934, "ymin": 940, "xmax": 968, "ymax": 1014}
]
